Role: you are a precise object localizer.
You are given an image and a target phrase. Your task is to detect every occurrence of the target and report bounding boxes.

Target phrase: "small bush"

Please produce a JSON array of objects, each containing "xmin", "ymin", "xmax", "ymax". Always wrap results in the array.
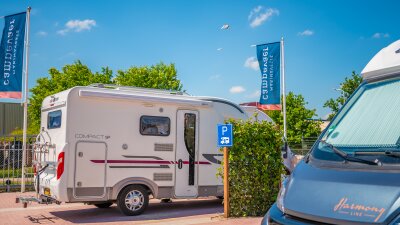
[{"xmin": 219, "ymin": 118, "xmax": 284, "ymax": 217}]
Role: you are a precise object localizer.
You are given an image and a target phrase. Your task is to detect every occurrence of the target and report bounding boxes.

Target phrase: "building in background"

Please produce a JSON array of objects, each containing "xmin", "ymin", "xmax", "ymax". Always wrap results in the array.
[{"xmin": 0, "ymin": 103, "xmax": 23, "ymax": 136}]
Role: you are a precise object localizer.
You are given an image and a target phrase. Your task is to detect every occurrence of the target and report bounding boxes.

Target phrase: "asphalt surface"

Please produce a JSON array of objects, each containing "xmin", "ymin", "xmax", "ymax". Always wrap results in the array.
[{"xmin": 0, "ymin": 192, "xmax": 262, "ymax": 225}]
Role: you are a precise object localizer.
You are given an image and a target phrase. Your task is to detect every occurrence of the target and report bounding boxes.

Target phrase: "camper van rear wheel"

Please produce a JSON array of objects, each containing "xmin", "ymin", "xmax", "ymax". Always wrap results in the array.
[{"xmin": 117, "ymin": 185, "xmax": 149, "ymax": 216}]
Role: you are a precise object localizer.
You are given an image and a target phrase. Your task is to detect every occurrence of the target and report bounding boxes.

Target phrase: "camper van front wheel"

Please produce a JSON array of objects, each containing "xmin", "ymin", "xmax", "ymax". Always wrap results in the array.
[{"xmin": 117, "ymin": 185, "xmax": 149, "ymax": 216}]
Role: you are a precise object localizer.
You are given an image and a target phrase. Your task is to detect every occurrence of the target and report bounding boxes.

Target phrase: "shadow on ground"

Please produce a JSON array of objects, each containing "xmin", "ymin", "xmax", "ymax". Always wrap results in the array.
[{"xmin": 50, "ymin": 199, "xmax": 223, "ymax": 224}]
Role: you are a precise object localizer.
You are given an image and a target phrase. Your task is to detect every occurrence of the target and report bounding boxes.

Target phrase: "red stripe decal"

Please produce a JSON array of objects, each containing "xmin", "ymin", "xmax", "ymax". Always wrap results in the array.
[
  {"xmin": 91, "ymin": 160, "xmax": 171, "ymax": 164},
  {"xmin": 91, "ymin": 160, "xmax": 211, "ymax": 165}
]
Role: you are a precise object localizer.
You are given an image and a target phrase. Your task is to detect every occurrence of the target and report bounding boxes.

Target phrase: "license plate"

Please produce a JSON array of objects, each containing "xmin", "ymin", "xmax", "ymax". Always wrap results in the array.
[{"xmin": 44, "ymin": 188, "xmax": 51, "ymax": 196}]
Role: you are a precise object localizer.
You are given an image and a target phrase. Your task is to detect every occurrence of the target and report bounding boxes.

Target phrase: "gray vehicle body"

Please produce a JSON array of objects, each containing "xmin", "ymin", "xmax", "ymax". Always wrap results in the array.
[{"xmin": 263, "ymin": 40, "xmax": 400, "ymax": 225}]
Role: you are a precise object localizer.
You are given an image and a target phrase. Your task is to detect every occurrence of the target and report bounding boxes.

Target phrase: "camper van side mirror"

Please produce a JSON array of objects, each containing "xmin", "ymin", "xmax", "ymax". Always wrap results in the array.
[{"xmin": 282, "ymin": 142, "xmax": 288, "ymax": 159}]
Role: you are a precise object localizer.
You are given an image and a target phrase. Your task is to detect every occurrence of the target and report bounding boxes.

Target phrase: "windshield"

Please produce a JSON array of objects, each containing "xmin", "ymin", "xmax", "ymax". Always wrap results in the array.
[{"xmin": 313, "ymin": 78, "xmax": 400, "ymax": 164}]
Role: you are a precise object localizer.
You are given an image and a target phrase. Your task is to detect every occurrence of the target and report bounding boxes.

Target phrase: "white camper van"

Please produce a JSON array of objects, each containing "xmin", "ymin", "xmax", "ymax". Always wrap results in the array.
[{"xmin": 26, "ymin": 84, "xmax": 271, "ymax": 216}]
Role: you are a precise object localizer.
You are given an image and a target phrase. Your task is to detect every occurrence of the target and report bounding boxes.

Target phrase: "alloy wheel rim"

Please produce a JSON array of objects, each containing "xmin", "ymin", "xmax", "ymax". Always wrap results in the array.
[{"xmin": 124, "ymin": 190, "xmax": 144, "ymax": 211}]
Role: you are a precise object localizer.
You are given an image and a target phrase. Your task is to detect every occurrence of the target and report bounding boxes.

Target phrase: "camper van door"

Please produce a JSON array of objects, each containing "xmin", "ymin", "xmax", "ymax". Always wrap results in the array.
[
  {"xmin": 73, "ymin": 141, "xmax": 107, "ymax": 199},
  {"xmin": 175, "ymin": 110, "xmax": 199, "ymax": 197}
]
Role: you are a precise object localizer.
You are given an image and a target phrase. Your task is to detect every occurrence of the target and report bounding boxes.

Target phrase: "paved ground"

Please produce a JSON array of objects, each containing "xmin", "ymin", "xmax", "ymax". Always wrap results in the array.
[{"xmin": 0, "ymin": 192, "xmax": 262, "ymax": 225}]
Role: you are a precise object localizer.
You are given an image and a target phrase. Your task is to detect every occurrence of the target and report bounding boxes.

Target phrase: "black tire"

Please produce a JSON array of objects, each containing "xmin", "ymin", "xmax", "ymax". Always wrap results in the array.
[
  {"xmin": 94, "ymin": 202, "xmax": 113, "ymax": 208},
  {"xmin": 117, "ymin": 185, "xmax": 149, "ymax": 216}
]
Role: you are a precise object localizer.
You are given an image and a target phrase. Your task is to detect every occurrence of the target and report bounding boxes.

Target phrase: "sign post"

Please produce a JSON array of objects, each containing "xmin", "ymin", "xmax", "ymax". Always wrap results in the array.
[
  {"xmin": 217, "ymin": 124, "xmax": 233, "ymax": 218},
  {"xmin": 223, "ymin": 146, "xmax": 229, "ymax": 218}
]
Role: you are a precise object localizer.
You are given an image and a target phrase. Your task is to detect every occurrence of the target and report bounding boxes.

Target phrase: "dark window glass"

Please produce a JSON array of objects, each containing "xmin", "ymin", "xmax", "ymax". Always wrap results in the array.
[
  {"xmin": 140, "ymin": 116, "xmax": 170, "ymax": 136},
  {"xmin": 47, "ymin": 110, "xmax": 62, "ymax": 129},
  {"xmin": 184, "ymin": 113, "xmax": 196, "ymax": 185}
]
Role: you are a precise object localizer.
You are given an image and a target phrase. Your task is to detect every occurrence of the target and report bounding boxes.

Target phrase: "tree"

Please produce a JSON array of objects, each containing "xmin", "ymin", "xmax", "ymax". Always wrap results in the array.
[
  {"xmin": 28, "ymin": 61, "xmax": 183, "ymax": 132},
  {"xmin": 267, "ymin": 92, "xmax": 321, "ymax": 145},
  {"xmin": 29, "ymin": 61, "xmax": 113, "ymax": 132},
  {"xmin": 114, "ymin": 62, "xmax": 183, "ymax": 91},
  {"xmin": 323, "ymin": 71, "xmax": 363, "ymax": 120}
]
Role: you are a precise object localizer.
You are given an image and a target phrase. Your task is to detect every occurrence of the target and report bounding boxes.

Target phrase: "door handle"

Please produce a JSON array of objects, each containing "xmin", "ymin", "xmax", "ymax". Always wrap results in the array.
[{"xmin": 178, "ymin": 159, "xmax": 183, "ymax": 169}]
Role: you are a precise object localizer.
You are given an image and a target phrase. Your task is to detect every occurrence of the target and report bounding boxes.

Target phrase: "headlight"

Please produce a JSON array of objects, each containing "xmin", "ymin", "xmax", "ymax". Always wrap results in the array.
[{"xmin": 276, "ymin": 176, "xmax": 289, "ymax": 213}]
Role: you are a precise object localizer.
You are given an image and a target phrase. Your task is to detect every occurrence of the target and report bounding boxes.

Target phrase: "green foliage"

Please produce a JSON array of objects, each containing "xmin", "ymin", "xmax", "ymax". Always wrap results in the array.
[
  {"xmin": 28, "ymin": 61, "xmax": 183, "ymax": 132},
  {"xmin": 324, "ymin": 71, "xmax": 363, "ymax": 120},
  {"xmin": 28, "ymin": 61, "xmax": 113, "ymax": 132},
  {"xmin": 10, "ymin": 127, "xmax": 37, "ymax": 136},
  {"xmin": 219, "ymin": 117, "xmax": 284, "ymax": 217},
  {"xmin": 267, "ymin": 92, "xmax": 321, "ymax": 145},
  {"xmin": 114, "ymin": 62, "xmax": 183, "ymax": 91}
]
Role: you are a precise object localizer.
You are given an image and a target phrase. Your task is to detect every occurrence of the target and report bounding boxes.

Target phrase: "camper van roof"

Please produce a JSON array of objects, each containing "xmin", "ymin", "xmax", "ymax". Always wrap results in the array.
[
  {"xmin": 89, "ymin": 83, "xmax": 189, "ymax": 96},
  {"xmin": 76, "ymin": 85, "xmax": 245, "ymax": 114},
  {"xmin": 361, "ymin": 39, "xmax": 400, "ymax": 81}
]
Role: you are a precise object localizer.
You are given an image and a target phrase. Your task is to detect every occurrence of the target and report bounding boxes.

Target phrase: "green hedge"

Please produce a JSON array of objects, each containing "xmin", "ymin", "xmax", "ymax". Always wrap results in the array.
[{"xmin": 219, "ymin": 118, "xmax": 284, "ymax": 217}]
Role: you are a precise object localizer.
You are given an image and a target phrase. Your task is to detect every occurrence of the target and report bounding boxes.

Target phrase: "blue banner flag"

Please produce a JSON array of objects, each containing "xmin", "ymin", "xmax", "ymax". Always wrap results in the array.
[
  {"xmin": 256, "ymin": 42, "xmax": 281, "ymax": 109},
  {"xmin": 0, "ymin": 12, "xmax": 26, "ymax": 99}
]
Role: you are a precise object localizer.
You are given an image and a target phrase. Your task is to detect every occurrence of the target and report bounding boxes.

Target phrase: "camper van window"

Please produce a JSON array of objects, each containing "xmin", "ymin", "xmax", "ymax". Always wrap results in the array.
[
  {"xmin": 48, "ymin": 110, "xmax": 62, "ymax": 129},
  {"xmin": 140, "ymin": 116, "xmax": 170, "ymax": 136},
  {"xmin": 314, "ymin": 79, "xmax": 400, "ymax": 163}
]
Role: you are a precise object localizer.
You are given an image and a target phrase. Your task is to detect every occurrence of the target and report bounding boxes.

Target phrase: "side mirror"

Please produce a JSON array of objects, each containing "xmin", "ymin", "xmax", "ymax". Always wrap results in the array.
[{"xmin": 282, "ymin": 142, "xmax": 288, "ymax": 159}]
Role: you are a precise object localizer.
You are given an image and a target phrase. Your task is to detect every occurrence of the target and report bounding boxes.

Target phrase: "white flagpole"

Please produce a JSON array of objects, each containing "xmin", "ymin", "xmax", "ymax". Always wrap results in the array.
[
  {"xmin": 21, "ymin": 6, "xmax": 31, "ymax": 193},
  {"xmin": 281, "ymin": 37, "xmax": 287, "ymax": 141}
]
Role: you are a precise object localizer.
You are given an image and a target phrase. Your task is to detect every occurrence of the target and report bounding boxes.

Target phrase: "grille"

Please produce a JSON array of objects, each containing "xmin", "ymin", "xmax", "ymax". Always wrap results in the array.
[
  {"xmin": 153, "ymin": 173, "xmax": 173, "ymax": 181},
  {"xmin": 154, "ymin": 143, "xmax": 173, "ymax": 152}
]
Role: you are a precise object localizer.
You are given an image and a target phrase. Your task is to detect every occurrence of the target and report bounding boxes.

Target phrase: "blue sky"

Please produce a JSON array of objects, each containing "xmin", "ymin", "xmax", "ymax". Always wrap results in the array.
[{"xmin": 1, "ymin": 0, "xmax": 398, "ymax": 118}]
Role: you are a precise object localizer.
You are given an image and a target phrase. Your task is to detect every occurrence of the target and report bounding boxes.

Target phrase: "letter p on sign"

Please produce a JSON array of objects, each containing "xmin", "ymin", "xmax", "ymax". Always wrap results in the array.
[{"xmin": 217, "ymin": 124, "xmax": 233, "ymax": 147}]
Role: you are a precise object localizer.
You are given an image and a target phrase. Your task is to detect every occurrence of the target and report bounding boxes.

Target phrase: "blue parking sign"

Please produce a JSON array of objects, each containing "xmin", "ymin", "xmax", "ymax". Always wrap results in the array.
[{"xmin": 217, "ymin": 124, "xmax": 233, "ymax": 147}]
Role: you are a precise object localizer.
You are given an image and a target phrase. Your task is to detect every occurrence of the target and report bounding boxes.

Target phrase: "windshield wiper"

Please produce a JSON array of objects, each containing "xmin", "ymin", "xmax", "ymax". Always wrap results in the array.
[
  {"xmin": 355, "ymin": 150, "xmax": 400, "ymax": 158},
  {"xmin": 319, "ymin": 140, "xmax": 381, "ymax": 165}
]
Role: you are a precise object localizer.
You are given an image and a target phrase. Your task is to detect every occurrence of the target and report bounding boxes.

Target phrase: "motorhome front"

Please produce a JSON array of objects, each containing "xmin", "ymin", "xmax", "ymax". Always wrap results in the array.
[
  {"xmin": 263, "ymin": 40, "xmax": 400, "ymax": 224},
  {"xmin": 32, "ymin": 85, "xmax": 271, "ymax": 216}
]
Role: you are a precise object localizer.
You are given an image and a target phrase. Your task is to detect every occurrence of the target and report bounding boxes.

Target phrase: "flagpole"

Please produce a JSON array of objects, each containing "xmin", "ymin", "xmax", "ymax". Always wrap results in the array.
[
  {"xmin": 21, "ymin": 6, "xmax": 31, "ymax": 193},
  {"xmin": 281, "ymin": 37, "xmax": 287, "ymax": 141}
]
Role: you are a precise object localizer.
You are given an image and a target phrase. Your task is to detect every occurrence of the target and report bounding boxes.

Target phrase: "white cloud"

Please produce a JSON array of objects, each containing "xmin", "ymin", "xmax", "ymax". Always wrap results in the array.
[
  {"xmin": 248, "ymin": 6, "xmax": 279, "ymax": 28},
  {"xmin": 209, "ymin": 74, "xmax": 221, "ymax": 80},
  {"xmin": 36, "ymin": 31, "xmax": 47, "ymax": 37},
  {"xmin": 246, "ymin": 90, "xmax": 261, "ymax": 98},
  {"xmin": 298, "ymin": 29, "xmax": 314, "ymax": 36},
  {"xmin": 372, "ymin": 33, "xmax": 390, "ymax": 39},
  {"xmin": 244, "ymin": 57, "xmax": 259, "ymax": 71},
  {"xmin": 248, "ymin": 6, "xmax": 263, "ymax": 20},
  {"xmin": 372, "ymin": 33, "xmax": 381, "ymax": 38},
  {"xmin": 230, "ymin": 86, "xmax": 246, "ymax": 94},
  {"xmin": 57, "ymin": 30, "xmax": 67, "ymax": 35},
  {"xmin": 57, "ymin": 19, "xmax": 96, "ymax": 35}
]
